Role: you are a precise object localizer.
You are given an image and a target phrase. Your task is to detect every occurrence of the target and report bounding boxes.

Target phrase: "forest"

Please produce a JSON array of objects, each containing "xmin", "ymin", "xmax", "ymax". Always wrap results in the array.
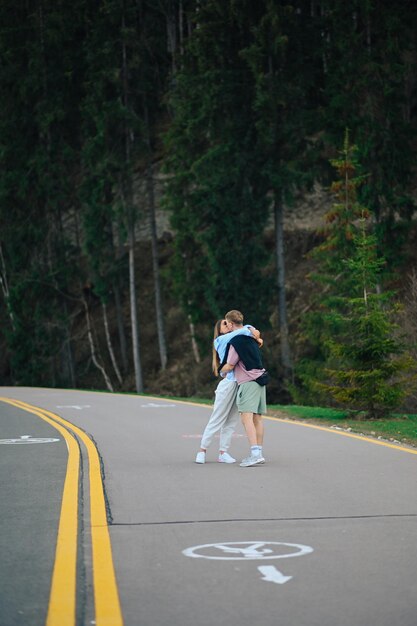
[{"xmin": 1, "ymin": 1, "xmax": 417, "ymax": 416}]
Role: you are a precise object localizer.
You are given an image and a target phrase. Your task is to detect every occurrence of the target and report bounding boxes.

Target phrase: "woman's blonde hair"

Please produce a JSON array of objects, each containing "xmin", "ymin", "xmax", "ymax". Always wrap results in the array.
[{"xmin": 212, "ymin": 319, "xmax": 224, "ymax": 376}]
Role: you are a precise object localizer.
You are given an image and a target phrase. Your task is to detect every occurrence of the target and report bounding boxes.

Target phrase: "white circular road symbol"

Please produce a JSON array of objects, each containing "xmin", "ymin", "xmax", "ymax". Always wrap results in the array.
[
  {"xmin": 182, "ymin": 541, "xmax": 314, "ymax": 561},
  {"xmin": 0, "ymin": 435, "xmax": 60, "ymax": 444}
]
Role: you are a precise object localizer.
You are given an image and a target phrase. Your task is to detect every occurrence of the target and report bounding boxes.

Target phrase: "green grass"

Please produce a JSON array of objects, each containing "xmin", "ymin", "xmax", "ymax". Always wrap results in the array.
[{"xmin": 268, "ymin": 404, "xmax": 417, "ymax": 447}]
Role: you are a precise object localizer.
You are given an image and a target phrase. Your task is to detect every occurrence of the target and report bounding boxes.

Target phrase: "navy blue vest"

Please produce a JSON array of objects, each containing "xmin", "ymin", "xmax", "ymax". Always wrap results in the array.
[{"xmin": 220, "ymin": 334, "xmax": 264, "ymax": 371}]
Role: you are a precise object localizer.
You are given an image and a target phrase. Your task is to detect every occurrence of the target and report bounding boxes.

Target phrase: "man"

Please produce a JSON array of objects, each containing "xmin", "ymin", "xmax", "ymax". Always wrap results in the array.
[{"xmin": 220, "ymin": 310, "xmax": 268, "ymax": 467}]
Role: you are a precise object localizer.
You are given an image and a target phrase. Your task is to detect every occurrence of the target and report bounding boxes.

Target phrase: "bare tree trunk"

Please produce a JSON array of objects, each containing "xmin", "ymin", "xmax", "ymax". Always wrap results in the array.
[
  {"xmin": 274, "ymin": 191, "xmax": 292, "ymax": 376},
  {"xmin": 113, "ymin": 281, "xmax": 128, "ymax": 373},
  {"xmin": 188, "ymin": 312, "xmax": 201, "ymax": 364},
  {"xmin": 83, "ymin": 298, "xmax": 114, "ymax": 392},
  {"xmin": 128, "ymin": 224, "xmax": 143, "ymax": 393},
  {"xmin": 64, "ymin": 331, "xmax": 76, "ymax": 388},
  {"xmin": 62, "ymin": 300, "xmax": 76, "ymax": 388},
  {"xmin": 121, "ymin": 4, "xmax": 143, "ymax": 393},
  {"xmin": 146, "ymin": 165, "xmax": 168, "ymax": 369},
  {"xmin": 166, "ymin": 1, "xmax": 177, "ymax": 73},
  {"xmin": 179, "ymin": 0, "xmax": 184, "ymax": 55},
  {"xmin": 102, "ymin": 301, "xmax": 123, "ymax": 386},
  {"xmin": 0, "ymin": 243, "xmax": 16, "ymax": 330}
]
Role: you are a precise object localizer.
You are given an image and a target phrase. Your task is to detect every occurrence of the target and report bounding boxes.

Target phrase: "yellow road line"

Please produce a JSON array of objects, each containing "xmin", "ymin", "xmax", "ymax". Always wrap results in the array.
[
  {"xmin": 264, "ymin": 414, "xmax": 417, "ymax": 455},
  {"xmin": 0, "ymin": 397, "xmax": 79, "ymax": 626},
  {"xmin": 8, "ymin": 398, "xmax": 124, "ymax": 626}
]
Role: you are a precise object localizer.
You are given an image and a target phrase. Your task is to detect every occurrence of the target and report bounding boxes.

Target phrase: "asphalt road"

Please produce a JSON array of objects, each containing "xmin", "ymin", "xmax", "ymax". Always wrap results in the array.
[{"xmin": 1, "ymin": 386, "xmax": 417, "ymax": 626}]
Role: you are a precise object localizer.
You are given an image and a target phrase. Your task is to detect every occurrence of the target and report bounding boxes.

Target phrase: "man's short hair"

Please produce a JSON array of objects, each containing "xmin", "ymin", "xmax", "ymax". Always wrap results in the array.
[{"xmin": 225, "ymin": 309, "xmax": 244, "ymax": 324}]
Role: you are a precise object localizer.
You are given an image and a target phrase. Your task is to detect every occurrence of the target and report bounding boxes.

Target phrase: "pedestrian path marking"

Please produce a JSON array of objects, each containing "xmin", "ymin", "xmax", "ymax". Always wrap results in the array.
[
  {"xmin": 0, "ymin": 397, "xmax": 124, "ymax": 626},
  {"xmin": 183, "ymin": 541, "xmax": 313, "ymax": 586}
]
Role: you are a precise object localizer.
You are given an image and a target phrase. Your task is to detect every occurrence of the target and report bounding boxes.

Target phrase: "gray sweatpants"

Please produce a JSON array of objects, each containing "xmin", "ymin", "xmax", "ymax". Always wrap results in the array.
[{"xmin": 200, "ymin": 378, "xmax": 240, "ymax": 451}]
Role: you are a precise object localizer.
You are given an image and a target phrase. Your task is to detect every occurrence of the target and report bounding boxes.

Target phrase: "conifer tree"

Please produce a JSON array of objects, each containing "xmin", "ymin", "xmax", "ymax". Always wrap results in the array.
[
  {"xmin": 320, "ymin": 0, "xmax": 417, "ymax": 258},
  {"xmin": 317, "ymin": 217, "xmax": 414, "ymax": 418},
  {"xmin": 240, "ymin": 2, "xmax": 321, "ymax": 377},
  {"xmin": 298, "ymin": 132, "xmax": 415, "ymax": 417},
  {"xmin": 81, "ymin": 0, "xmax": 170, "ymax": 389},
  {"xmin": 0, "ymin": 0, "xmax": 83, "ymax": 386},
  {"xmin": 163, "ymin": 0, "xmax": 271, "ymax": 327}
]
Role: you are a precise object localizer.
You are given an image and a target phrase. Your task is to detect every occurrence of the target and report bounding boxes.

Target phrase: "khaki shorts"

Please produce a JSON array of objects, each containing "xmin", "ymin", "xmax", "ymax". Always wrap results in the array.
[{"xmin": 236, "ymin": 381, "xmax": 266, "ymax": 414}]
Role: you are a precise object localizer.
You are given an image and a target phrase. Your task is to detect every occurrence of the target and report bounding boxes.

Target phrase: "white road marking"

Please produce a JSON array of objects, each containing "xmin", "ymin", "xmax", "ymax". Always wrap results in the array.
[
  {"xmin": 140, "ymin": 403, "xmax": 177, "ymax": 408},
  {"xmin": 183, "ymin": 541, "xmax": 314, "ymax": 586},
  {"xmin": 258, "ymin": 565, "xmax": 292, "ymax": 584},
  {"xmin": 0, "ymin": 435, "xmax": 60, "ymax": 444},
  {"xmin": 182, "ymin": 433, "xmax": 245, "ymax": 438},
  {"xmin": 183, "ymin": 541, "xmax": 314, "ymax": 560},
  {"xmin": 56, "ymin": 405, "xmax": 91, "ymax": 410}
]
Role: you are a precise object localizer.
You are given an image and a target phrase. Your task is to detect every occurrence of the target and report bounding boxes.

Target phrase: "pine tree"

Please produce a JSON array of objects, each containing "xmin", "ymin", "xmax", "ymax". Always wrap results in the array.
[
  {"xmin": 81, "ymin": 0, "xmax": 170, "ymax": 389},
  {"xmin": 163, "ymin": 0, "xmax": 271, "ymax": 328},
  {"xmin": 298, "ymin": 132, "xmax": 416, "ymax": 417},
  {"xmin": 0, "ymin": 0, "xmax": 84, "ymax": 386},
  {"xmin": 320, "ymin": 0, "xmax": 417, "ymax": 260},
  {"xmin": 240, "ymin": 2, "xmax": 321, "ymax": 377}
]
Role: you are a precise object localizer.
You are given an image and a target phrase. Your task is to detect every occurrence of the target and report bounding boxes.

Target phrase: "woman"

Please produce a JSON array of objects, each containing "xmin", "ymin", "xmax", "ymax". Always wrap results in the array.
[{"xmin": 195, "ymin": 313, "xmax": 261, "ymax": 464}]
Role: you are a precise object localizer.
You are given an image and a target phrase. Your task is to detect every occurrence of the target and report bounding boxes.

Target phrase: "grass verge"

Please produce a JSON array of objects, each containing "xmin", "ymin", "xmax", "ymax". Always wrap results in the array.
[
  {"xmin": 157, "ymin": 393, "xmax": 417, "ymax": 448},
  {"xmin": 267, "ymin": 404, "xmax": 417, "ymax": 448}
]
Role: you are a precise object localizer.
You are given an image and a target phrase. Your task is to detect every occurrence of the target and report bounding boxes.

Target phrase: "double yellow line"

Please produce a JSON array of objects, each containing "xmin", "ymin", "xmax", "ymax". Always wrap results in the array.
[{"xmin": 1, "ymin": 397, "xmax": 123, "ymax": 626}]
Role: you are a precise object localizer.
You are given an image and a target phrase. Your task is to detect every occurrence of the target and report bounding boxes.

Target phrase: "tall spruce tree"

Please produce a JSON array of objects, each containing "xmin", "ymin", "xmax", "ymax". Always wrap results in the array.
[
  {"xmin": 163, "ymin": 0, "xmax": 271, "ymax": 329},
  {"xmin": 320, "ymin": 0, "xmax": 417, "ymax": 259},
  {"xmin": 81, "ymin": 0, "xmax": 169, "ymax": 390},
  {"xmin": 0, "ymin": 0, "xmax": 84, "ymax": 386},
  {"xmin": 240, "ymin": 2, "xmax": 321, "ymax": 377},
  {"xmin": 298, "ymin": 133, "xmax": 415, "ymax": 416}
]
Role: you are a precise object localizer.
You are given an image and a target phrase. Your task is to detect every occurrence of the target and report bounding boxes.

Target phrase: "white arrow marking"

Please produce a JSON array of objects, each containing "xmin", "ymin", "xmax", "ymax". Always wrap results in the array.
[{"xmin": 257, "ymin": 566, "xmax": 293, "ymax": 585}]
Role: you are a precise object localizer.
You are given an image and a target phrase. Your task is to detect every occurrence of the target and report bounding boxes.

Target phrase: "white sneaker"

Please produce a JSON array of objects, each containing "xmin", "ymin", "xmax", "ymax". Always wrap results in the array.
[
  {"xmin": 239, "ymin": 455, "xmax": 263, "ymax": 467},
  {"xmin": 218, "ymin": 452, "xmax": 236, "ymax": 464},
  {"xmin": 195, "ymin": 451, "xmax": 206, "ymax": 464}
]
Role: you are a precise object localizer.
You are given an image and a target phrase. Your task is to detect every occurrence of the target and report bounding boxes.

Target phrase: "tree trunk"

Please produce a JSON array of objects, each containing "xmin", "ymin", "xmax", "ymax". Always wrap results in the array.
[
  {"xmin": 64, "ymin": 330, "xmax": 76, "ymax": 388},
  {"xmin": 83, "ymin": 298, "xmax": 114, "ymax": 392},
  {"xmin": 121, "ymin": 4, "xmax": 143, "ymax": 393},
  {"xmin": 146, "ymin": 164, "xmax": 168, "ymax": 369},
  {"xmin": 128, "ymin": 224, "xmax": 144, "ymax": 393},
  {"xmin": 274, "ymin": 191, "xmax": 292, "ymax": 377},
  {"xmin": 188, "ymin": 312, "xmax": 201, "ymax": 364},
  {"xmin": 0, "ymin": 243, "xmax": 16, "ymax": 330},
  {"xmin": 102, "ymin": 301, "xmax": 123, "ymax": 386},
  {"xmin": 62, "ymin": 300, "xmax": 76, "ymax": 388},
  {"xmin": 166, "ymin": 1, "xmax": 177, "ymax": 73},
  {"xmin": 113, "ymin": 281, "xmax": 128, "ymax": 373}
]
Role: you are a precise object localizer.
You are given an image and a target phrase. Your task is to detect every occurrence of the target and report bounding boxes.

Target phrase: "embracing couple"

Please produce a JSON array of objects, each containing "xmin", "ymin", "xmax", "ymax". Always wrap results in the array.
[{"xmin": 195, "ymin": 309, "xmax": 269, "ymax": 468}]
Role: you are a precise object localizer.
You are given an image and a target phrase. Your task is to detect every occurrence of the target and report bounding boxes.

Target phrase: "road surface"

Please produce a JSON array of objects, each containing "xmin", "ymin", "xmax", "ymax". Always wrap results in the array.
[{"xmin": 1, "ymin": 386, "xmax": 416, "ymax": 626}]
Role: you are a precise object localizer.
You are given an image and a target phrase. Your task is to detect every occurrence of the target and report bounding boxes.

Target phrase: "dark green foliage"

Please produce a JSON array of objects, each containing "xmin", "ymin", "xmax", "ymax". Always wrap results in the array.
[
  {"xmin": 0, "ymin": 0, "xmax": 84, "ymax": 385},
  {"xmin": 297, "ymin": 133, "xmax": 416, "ymax": 417},
  {"xmin": 163, "ymin": 1, "xmax": 272, "ymax": 326},
  {"xmin": 320, "ymin": 1, "xmax": 417, "ymax": 245},
  {"xmin": 1, "ymin": 1, "xmax": 417, "ymax": 399}
]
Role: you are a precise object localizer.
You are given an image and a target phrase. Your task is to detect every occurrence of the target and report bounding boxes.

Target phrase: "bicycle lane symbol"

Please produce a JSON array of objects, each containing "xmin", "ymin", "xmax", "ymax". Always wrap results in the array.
[{"xmin": 182, "ymin": 541, "xmax": 314, "ymax": 585}]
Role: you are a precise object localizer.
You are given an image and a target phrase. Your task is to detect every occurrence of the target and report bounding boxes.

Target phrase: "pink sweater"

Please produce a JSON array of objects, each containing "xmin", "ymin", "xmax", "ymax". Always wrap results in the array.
[{"xmin": 227, "ymin": 345, "xmax": 265, "ymax": 385}]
